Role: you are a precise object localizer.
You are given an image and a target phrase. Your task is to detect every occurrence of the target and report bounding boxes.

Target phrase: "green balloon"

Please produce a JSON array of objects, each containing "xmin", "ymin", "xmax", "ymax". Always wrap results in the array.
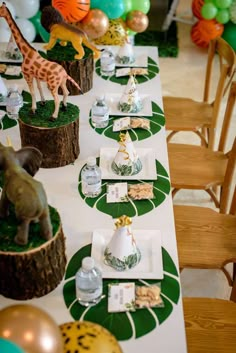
[
  {"xmin": 216, "ymin": 8, "xmax": 230, "ymax": 22},
  {"xmin": 201, "ymin": 3, "xmax": 218, "ymax": 19},
  {"xmin": 214, "ymin": 0, "xmax": 232, "ymax": 9},
  {"xmin": 131, "ymin": 0, "xmax": 150, "ymax": 14},
  {"xmin": 222, "ymin": 20, "xmax": 236, "ymax": 50}
]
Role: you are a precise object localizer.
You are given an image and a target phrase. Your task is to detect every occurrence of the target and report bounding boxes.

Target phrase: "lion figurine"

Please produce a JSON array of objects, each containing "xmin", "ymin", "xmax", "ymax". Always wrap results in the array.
[{"xmin": 41, "ymin": 6, "xmax": 101, "ymax": 60}]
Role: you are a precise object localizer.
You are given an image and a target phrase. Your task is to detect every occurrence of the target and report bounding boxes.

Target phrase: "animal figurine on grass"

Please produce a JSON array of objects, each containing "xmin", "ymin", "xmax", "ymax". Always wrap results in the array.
[
  {"xmin": 0, "ymin": 142, "xmax": 52, "ymax": 245},
  {"xmin": 0, "ymin": 2, "xmax": 81, "ymax": 121},
  {"xmin": 41, "ymin": 5, "xmax": 101, "ymax": 60}
]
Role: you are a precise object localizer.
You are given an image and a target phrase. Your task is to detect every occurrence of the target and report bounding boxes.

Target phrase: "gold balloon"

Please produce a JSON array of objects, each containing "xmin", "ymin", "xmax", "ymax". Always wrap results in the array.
[
  {"xmin": 79, "ymin": 9, "xmax": 109, "ymax": 40},
  {"xmin": 0, "ymin": 305, "xmax": 63, "ymax": 353},
  {"xmin": 126, "ymin": 10, "xmax": 149, "ymax": 33},
  {"xmin": 59, "ymin": 321, "xmax": 123, "ymax": 353}
]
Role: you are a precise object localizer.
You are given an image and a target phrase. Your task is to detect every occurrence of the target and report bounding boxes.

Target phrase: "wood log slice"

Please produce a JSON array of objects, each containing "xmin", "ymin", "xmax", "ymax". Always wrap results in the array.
[
  {"xmin": 0, "ymin": 208, "xmax": 67, "ymax": 300},
  {"xmin": 19, "ymin": 101, "xmax": 80, "ymax": 168},
  {"xmin": 45, "ymin": 44, "xmax": 94, "ymax": 95}
]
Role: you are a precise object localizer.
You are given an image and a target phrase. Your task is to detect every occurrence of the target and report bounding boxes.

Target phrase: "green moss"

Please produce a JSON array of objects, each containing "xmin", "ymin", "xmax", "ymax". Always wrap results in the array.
[
  {"xmin": 43, "ymin": 42, "xmax": 92, "ymax": 62},
  {"xmin": 0, "ymin": 205, "xmax": 60, "ymax": 252},
  {"xmin": 19, "ymin": 100, "xmax": 79, "ymax": 128}
]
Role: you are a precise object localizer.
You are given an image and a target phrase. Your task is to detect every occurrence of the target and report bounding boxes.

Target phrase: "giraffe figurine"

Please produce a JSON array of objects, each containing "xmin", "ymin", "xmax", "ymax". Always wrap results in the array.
[{"xmin": 0, "ymin": 2, "xmax": 82, "ymax": 121}]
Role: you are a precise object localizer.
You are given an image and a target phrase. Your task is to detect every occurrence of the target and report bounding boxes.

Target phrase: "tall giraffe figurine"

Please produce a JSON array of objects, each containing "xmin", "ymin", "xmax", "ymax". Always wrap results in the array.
[{"xmin": 0, "ymin": 2, "xmax": 81, "ymax": 121}]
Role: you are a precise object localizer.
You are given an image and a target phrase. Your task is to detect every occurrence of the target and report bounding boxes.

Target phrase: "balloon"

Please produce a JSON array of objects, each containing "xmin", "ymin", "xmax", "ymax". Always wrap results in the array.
[
  {"xmin": 52, "ymin": 0, "xmax": 90, "ymax": 22},
  {"xmin": 222, "ymin": 20, "xmax": 236, "ymax": 50},
  {"xmin": 131, "ymin": 0, "xmax": 150, "ymax": 14},
  {"xmin": 191, "ymin": 19, "xmax": 224, "ymax": 48},
  {"xmin": 0, "ymin": 27, "xmax": 11, "ymax": 42},
  {"xmin": 94, "ymin": 18, "xmax": 127, "ymax": 45},
  {"xmin": 0, "ymin": 305, "xmax": 63, "ymax": 353},
  {"xmin": 29, "ymin": 9, "xmax": 42, "ymax": 34},
  {"xmin": 59, "ymin": 321, "xmax": 123, "ymax": 353},
  {"xmin": 15, "ymin": 18, "xmax": 36, "ymax": 42},
  {"xmin": 201, "ymin": 3, "xmax": 218, "ymax": 19},
  {"xmin": 126, "ymin": 10, "xmax": 149, "ymax": 33},
  {"xmin": 0, "ymin": 1, "xmax": 16, "ymax": 29},
  {"xmin": 216, "ymin": 8, "xmax": 230, "ymax": 22},
  {"xmin": 214, "ymin": 0, "xmax": 232, "ymax": 9},
  {"xmin": 229, "ymin": 0, "xmax": 236, "ymax": 22},
  {"xmin": 79, "ymin": 9, "xmax": 109, "ymax": 39},
  {"xmin": 0, "ymin": 338, "xmax": 25, "ymax": 353},
  {"xmin": 98, "ymin": 1, "xmax": 125, "ymax": 19},
  {"xmin": 10, "ymin": 0, "xmax": 39, "ymax": 19},
  {"xmin": 192, "ymin": 0, "xmax": 205, "ymax": 19}
]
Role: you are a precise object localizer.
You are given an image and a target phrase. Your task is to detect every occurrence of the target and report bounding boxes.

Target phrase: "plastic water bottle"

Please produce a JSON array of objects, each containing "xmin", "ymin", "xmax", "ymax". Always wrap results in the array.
[
  {"xmin": 100, "ymin": 48, "xmax": 115, "ymax": 76},
  {"xmin": 76, "ymin": 257, "xmax": 103, "ymax": 307},
  {"xmin": 91, "ymin": 94, "xmax": 109, "ymax": 128},
  {"xmin": 81, "ymin": 156, "xmax": 102, "ymax": 198},
  {"xmin": 6, "ymin": 84, "xmax": 23, "ymax": 119}
]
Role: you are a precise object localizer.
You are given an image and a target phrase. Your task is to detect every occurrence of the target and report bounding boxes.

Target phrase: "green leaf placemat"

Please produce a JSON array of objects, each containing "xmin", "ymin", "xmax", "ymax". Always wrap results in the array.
[
  {"xmin": 95, "ymin": 56, "xmax": 159, "ymax": 85},
  {"xmin": 89, "ymin": 101, "xmax": 165, "ymax": 141},
  {"xmin": 63, "ymin": 243, "xmax": 180, "ymax": 341},
  {"xmin": 78, "ymin": 159, "xmax": 170, "ymax": 218}
]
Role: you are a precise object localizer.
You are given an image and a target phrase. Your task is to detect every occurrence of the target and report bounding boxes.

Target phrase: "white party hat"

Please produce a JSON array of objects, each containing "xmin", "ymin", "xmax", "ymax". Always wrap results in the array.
[
  {"xmin": 111, "ymin": 131, "xmax": 142, "ymax": 176},
  {"xmin": 117, "ymin": 41, "xmax": 135, "ymax": 64},
  {"xmin": 104, "ymin": 215, "xmax": 141, "ymax": 271},
  {"xmin": 119, "ymin": 74, "xmax": 142, "ymax": 113}
]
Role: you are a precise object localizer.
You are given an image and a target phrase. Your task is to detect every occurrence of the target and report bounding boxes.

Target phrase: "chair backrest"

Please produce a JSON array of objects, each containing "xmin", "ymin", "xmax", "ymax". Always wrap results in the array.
[
  {"xmin": 220, "ymin": 137, "xmax": 236, "ymax": 214},
  {"xmin": 218, "ymin": 80, "xmax": 236, "ymax": 152},
  {"xmin": 203, "ymin": 37, "xmax": 235, "ymax": 148}
]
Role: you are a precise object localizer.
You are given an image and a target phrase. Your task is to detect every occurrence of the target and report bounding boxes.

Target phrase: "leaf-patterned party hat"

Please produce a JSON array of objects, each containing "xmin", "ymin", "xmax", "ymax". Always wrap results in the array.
[
  {"xmin": 104, "ymin": 215, "xmax": 141, "ymax": 271},
  {"xmin": 118, "ymin": 74, "xmax": 143, "ymax": 113},
  {"xmin": 111, "ymin": 131, "xmax": 142, "ymax": 176},
  {"xmin": 116, "ymin": 40, "xmax": 135, "ymax": 64}
]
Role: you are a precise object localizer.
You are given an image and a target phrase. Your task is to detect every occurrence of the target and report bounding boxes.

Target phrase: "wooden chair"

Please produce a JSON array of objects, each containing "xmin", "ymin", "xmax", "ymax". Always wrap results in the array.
[
  {"xmin": 168, "ymin": 80, "xmax": 236, "ymax": 207},
  {"xmin": 163, "ymin": 36, "xmax": 235, "ymax": 149},
  {"xmin": 183, "ymin": 297, "xmax": 236, "ymax": 353}
]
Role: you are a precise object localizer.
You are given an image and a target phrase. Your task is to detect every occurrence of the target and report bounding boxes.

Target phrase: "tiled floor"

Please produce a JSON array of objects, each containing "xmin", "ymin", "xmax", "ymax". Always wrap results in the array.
[{"xmin": 159, "ymin": 0, "xmax": 235, "ymax": 299}]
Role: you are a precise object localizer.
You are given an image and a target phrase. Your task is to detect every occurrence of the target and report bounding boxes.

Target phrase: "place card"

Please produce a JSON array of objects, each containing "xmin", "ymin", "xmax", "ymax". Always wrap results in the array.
[
  {"xmin": 106, "ymin": 182, "xmax": 128, "ymax": 203},
  {"xmin": 5, "ymin": 66, "xmax": 22, "ymax": 76},
  {"xmin": 108, "ymin": 282, "xmax": 136, "ymax": 312}
]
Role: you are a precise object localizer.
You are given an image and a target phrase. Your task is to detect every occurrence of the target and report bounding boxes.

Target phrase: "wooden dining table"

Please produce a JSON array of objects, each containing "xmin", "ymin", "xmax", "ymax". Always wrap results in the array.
[{"xmin": 0, "ymin": 44, "xmax": 187, "ymax": 353}]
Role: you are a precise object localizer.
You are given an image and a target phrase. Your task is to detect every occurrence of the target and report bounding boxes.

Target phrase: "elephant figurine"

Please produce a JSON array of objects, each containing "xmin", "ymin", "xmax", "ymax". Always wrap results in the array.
[{"xmin": 0, "ymin": 142, "xmax": 52, "ymax": 245}]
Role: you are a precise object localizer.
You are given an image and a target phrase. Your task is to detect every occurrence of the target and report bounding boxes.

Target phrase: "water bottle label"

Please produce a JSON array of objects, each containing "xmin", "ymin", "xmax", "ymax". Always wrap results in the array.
[
  {"xmin": 92, "ymin": 113, "xmax": 109, "ymax": 123},
  {"xmin": 101, "ymin": 61, "xmax": 115, "ymax": 72},
  {"xmin": 76, "ymin": 286, "xmax": 102, "ymax": 301},
  {"xmin": 82, "ymin": 181, "xmax": 101, "ymax": 194}
]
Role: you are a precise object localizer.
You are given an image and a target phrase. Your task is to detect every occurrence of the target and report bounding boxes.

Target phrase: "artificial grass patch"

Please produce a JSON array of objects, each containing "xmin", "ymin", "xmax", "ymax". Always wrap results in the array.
[
  {"xmin": 41, "ymin": 42, "xmax": 93, "ymax": 62},
  {"xmin": 135, "ymin": 22, "xmax": 178, "ymax": 58},
  {"xmin": 0, "ymin": 205, "xmax": 60, "ymax": 253},
  {"xmin": 19, "ymin": 100, "xmax": 79, "ymax": 128}
]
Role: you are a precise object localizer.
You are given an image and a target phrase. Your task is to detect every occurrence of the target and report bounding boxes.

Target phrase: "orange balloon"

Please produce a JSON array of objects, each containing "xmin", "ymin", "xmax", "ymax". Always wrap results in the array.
[
  {"xmin": 126, "ymin": 10, "xmax": 149, "ymax": 33},
  {"xmin": 191, "ymin": 19, "xmax": 224, "ymax": 48},
  {"xmin": 52, "ymin": 0, "xmax": 90, "ymax": 23},
  {"xmin": 192, "ymin": 0, "xmax": 205, "ymax": 20},
  {"xmin": 79, "ymin": 9, "xmax": 109, "ymax": 39}
]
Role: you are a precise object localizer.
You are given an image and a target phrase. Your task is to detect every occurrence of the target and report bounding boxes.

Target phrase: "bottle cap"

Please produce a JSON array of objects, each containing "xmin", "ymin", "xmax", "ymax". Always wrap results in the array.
[
  {"xmin": 8, "ymin": 83, "xmax": 18, "ymax": 92},
  {"xmin": 87, "ymin": 156, "xmax": 96, "ymax": 166},
  {"xmin": 96, "ymin": 94, "xmax": 105, "ymax": 101},
  {"xmin": 82, "ymin": 257, "xmax": 95, "ymax": 271}
]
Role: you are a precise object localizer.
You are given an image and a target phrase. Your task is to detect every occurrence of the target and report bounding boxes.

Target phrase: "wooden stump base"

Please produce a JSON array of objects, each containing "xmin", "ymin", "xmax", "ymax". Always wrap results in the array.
[
  {"xmin": 57, "ymin": 53, "xmax": 94, "ymax": 95},
  {"xmin": 0, "ymin": 222, "xmax": 67, "ymax": 300},
  {"xmin": 19, "ymin": 101, "xmax": 80, "ymax": 168}
]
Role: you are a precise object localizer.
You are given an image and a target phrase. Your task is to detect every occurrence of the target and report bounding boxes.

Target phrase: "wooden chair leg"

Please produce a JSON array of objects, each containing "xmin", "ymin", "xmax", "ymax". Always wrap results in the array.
[
  {"xmin": 206, "ymin": 188, "xmax": 220, "ymax": 208},
  {"xmin": 230, "ymin": 277, "xmax": 236, "ymax": 302},
  {"xmin": 167, "ymin": 131, "xmax": 178, "ymax": 142},
  {"xmin": 172, "ymin": 188, "xmax": 180, "ymax": 198}
]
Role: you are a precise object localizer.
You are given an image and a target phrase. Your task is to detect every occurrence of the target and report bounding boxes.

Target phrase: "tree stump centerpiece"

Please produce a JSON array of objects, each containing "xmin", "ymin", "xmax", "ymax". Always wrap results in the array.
[
  {"xmin": 45, "ymin": 43, "xmax": 94, "ymax": 95},
  {"xmin": 19, "ymin": 100, "xmax": 80, "ymax": 168},
  {"xmin": 0, "ymin": 205, "xmax": 67, "ymax": 300}
]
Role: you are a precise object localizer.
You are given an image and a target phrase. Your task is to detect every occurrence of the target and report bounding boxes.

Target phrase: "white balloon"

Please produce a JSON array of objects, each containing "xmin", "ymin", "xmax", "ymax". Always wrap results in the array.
[
  {"xmin": 0, "ymin": 1, "xmax": 16, "ymax": 29},
  {"xmin": 9, "ymin": 0, "xmax": 39, "ymax": 19},
  {"xmin": 15, "ymin": 18, "xmax": 36, "ymax": 42},
  {"xmin": 0, "ymin": 27, "xmax": 11, "ymax": 42}
]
